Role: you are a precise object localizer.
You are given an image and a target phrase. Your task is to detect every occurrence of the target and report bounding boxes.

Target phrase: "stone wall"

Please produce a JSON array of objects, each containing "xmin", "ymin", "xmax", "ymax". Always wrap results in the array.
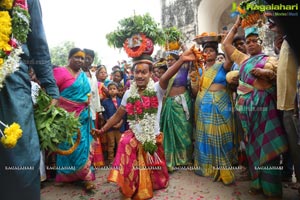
[
  {"xmin": 161, "ymin": 0, "xmax": 200, "ymax": 47},
  {"xmin": 160, "ymin": 0, "xmax": 275, "ymax": 55}
]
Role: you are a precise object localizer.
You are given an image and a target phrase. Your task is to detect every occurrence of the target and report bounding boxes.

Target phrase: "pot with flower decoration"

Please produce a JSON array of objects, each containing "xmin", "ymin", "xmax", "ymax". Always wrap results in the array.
[
  {"xmin": 238, "ymin": 0, "xmax": 265, "ymax": 28},
  {"xmin": 106, "ymin": 13, "xmax": 166, "ymax": 163},
  {"xmin": 123, "ymin": 33, "xmax": 154, "ymax": 58},
  {"xmin": 163, "ymin": 26, "xmax": 183, "ymax": 52},
  {"xmin": 106, "ymin": 13, "xmax": 164, "ymax": 55}
]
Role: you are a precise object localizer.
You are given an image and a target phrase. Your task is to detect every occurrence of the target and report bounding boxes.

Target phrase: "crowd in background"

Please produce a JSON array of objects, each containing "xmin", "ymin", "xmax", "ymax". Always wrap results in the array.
[
  {"xmin": 39, "ymin": 15, "xmax": 300, "ymax": 198},
  {"xmin": 1, "ymin": 0, "xmax": 299, "ymax": 198}
]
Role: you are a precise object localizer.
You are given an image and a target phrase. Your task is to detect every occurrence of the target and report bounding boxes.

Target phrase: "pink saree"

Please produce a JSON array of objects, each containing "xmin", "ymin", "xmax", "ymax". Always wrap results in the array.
[{"xmin": 107, "ymin": 130, "xmax": 169, "ymax": 199}]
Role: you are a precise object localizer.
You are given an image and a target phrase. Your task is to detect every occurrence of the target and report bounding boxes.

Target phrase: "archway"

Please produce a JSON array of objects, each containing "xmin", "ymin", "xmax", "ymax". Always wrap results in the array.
[{"xmin": 196, "ymin": 0, "xmax": 238, "ymax": 34}]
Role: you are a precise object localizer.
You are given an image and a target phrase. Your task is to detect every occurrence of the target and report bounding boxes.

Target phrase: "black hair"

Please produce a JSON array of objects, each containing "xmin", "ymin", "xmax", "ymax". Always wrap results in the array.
[
  {"xmin": 217, "ymin": 52, "xmax": 225, "ymax": 57},
  {"xmin": 107, "ymin": 81, "xmax": 119, "ymax": 88},
  {"xmin": 83, "ymin": 48, "xmax": 95, "ymax": 58},
  {"xmin": 95, "ymin": 65, "xmax": 107, "ymax": 78},
  {"xmin": 97, "ymin": 64, "xmax": 106, "ymax": 70},
  {"xmin": 68, "ymin": 48, "xmax": 83, "ymax": 59},
  {"xmin": 159, "ymin": 65, "xmax": 168, "ymax": 72},
  {"xmin": 132, "ymin": 54, "xmax": 154, "ymax": 72},
  {"xmin": 202, "ymin": 42, "xmax": 218, "ymax": 54},
  {"xmin": 112, "ymin": 69, "xmax": 124, "ymax": 79},
  {"xmin": 112, "ymin": 65, "xmax": 121, "ymax": 71},
  {"xmin": 167, "ymin": 53, "xmax": 180, "ymax": 60},
  {"xmin": 232, "ymin": 35, "xmax": 246, "ymax": 45}
]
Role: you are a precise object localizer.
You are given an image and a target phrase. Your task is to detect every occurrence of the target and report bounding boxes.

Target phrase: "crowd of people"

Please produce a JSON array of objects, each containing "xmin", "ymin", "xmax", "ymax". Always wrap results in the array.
[{"xmin": 0, "ymin": 0, "xmax": 299, "ymax": 200}]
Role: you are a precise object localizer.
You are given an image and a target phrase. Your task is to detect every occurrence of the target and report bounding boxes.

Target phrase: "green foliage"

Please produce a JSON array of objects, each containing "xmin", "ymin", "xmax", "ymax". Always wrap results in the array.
[
  {"xmin": 143, "ymin": 89, "xmax": 156, "ymax": 97},
  {"xmin": 239, "ymin": 0, "xmax": 263, "ymax": 17},
  {"xmin": 0, "ymin": 50, "xmax": 6, "ymax": 59},
  {"xmin": 106, "ymin": 13, "xmax": 164, "ymax": 48},
  {"xmin": 12, "ymin": 6, "xmax": 31, "ymax": 43},
  {"xmin": 49, "ymin": 41, "xmax": 101, "ymax": 66},
  {"xmin": 49, "ymin": 41, "xmax": 75, "ymax": 66},
  {"xmin": 93, "ymin": 52, "xmax": 101, "ymax": 66},
  {"xmin": 143, "ymin": 141, "xmax": 158, "ymax": 155},
  {"xmin": 162, "ymin": 26, "xmax": 183, "ymax": 42},
  {"xmin": 34, "ymin": 90, "xmax": 81, "ymax": 152}
]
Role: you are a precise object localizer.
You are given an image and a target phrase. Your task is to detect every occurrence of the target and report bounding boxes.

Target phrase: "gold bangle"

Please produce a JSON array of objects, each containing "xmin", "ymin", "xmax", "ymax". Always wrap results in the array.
[{"xmin": 191, "ymin": 82, "xmax": 199, "ymax": 87}]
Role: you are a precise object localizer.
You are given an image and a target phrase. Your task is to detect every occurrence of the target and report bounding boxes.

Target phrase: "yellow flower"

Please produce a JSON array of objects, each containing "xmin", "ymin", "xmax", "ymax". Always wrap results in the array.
[
  {"xmin": 0, "ymin": 0, "xmax": 30, "ymax": 90},
  {"xmin": 4, "ymin": 122, "xmax": 23, "ymax": 139},
  {"xmin": 0, "ymin": 11, "xmax": 12, "ymax": 53},
  {"xmin": 0, "ymin": 11, "xmax": 12, "ymax": 30},
  {"xmin": 1, "ymin": 135, "xmax": 17, "ymax": 148},
  {"xmin": 0, "ymin": 122, "xmax": 23, "ymax": 148},
  {"xmin": 0, "ymin": 0, "xmax": 13, "ymax": 10}
]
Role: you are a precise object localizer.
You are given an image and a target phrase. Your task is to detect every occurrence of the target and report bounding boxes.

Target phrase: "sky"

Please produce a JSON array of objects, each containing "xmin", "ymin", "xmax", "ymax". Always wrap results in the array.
[{"xmin": 39, "ymin": 0, "xmax": 162, "ymax": 69}]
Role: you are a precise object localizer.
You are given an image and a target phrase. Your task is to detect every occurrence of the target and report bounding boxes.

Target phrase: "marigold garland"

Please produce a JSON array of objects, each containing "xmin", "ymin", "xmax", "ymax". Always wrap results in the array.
[
  {"xmin": 0, "ymin": 121, "xmax": 23, "ymax": 148},
  {"xmin": 0, "ymin": 0, "xmax": 30, "ymax": 90},
  {"xmin": 0, "ymin": 0, "xmax": 13, "ymax": 9},
  {"xmin": 123, "ymin": 33, "xmax": 147, "ymax": 58},
  {"xmin": 241, "ymin": 12, "xmax": 261, "ymax": 28},
  {"xmin": 191, "ymin": 45, "xmax": 206, "ymax": 90},
  {"xmin": 238, "ymin": 0, "xmax": 264, "ymax": 28}
]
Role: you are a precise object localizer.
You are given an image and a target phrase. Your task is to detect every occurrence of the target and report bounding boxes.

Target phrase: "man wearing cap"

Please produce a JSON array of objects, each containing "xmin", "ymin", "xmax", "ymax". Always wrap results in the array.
[{"xmin": 223, "ymin": 17, "xmax": 288, "ymax": 198}]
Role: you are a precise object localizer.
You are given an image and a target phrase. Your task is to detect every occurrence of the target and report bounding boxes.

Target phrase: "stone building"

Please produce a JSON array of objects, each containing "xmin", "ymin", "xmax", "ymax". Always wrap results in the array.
[{"xmin": 160, "ymin": 0, "xmax": 275, "ymax": 55}]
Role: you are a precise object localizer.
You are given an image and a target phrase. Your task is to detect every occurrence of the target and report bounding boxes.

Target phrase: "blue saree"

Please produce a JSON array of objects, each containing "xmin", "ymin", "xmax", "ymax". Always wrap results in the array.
[{"xmin": 53, "ymin": 69, "xmax": 95, "ymax": 182}]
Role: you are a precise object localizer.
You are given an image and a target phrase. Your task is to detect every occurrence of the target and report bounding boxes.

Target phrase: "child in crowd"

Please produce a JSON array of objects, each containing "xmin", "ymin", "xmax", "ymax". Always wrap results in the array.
[
  {"xmin": 101, "ymin": 82, "xmax": 126, "ymax": 165},
  {"xmin": 117, "ymin": 83, "xmax": 125, "ymax": 98},
  {"xmin": 111, "ymin": 70, "xmax": 124, "ymax": 86}
]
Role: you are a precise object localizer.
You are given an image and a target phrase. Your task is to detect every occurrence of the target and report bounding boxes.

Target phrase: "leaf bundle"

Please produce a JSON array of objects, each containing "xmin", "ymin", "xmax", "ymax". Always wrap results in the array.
[{"xmin": 34, "ymin": 90, "xmax": 81, "ymax": 152}]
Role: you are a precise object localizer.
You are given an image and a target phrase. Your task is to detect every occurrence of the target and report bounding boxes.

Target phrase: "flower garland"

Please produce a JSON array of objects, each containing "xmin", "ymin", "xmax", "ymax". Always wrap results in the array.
[
  {"xmin": 0, "ymin": 120, "xmax": 23, "ymax": 148},
  {"xmin": 0, "ymin": 0, "xmax": 30, "ymax": 90},
  {"xmin": 126, "ymin": 79, "xmax": 159, "ymax": 154},
  {"xmin": 123, "ymin": 33, "xmax": 147, "ymax": 58}
]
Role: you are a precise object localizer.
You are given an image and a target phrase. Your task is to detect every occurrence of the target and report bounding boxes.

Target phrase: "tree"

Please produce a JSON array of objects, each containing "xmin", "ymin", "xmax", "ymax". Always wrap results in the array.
[
  {"xmin": 92, "ymin": 52, "xmax": 101, "ymax": 66},
  {"xmin": 50, "ymin": 41, "xmax": 101, "ymax": 67},
  {"xmin": 49, "ymin": 41, "xmax": 75, "ymax": 66}
]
